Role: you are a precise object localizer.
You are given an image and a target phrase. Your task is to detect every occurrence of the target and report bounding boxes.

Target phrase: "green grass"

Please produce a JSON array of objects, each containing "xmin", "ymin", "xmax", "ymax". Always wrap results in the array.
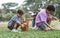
[
  {"xmin": 0, "ymin": 27, "xmax": 60, "ymax": 38},
  {"xmin": 0, "ymin": 20, "xmax": 60, "ymax": 38}
]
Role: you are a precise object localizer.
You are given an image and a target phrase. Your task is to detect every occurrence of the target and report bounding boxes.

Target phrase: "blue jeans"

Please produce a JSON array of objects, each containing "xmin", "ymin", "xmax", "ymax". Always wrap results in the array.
[
  {"xmin": 36, "ymin": 18, "xmax": 49, "ymax": 30},
  {"xmin": 32, "ymin": 19, "xmax": 35, "ymax": 27},
  {"xmin": 36, "ymin": 22, "xmax": 46, "ymax": 30}
]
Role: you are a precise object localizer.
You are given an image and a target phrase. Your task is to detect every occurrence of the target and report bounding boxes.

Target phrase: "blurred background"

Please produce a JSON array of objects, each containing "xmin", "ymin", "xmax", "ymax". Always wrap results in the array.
[{"xmin": 0, "ymin": 0, "xmax": 60, "ymax": 21}]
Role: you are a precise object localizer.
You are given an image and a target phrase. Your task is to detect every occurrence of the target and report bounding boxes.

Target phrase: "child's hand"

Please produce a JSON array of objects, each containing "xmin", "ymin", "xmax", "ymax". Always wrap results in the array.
[
  {"xmin": 59, "ymin": 19, "xmax": 60, "ymax": 22},
  {"xmin": 53, "ymin": 17, "xmax": 58, "ymax": 20},
  {"xmin": 23, "ymin": 22, "xmax": 27, "ymax": 25},
  {"xmin": 50, "ymin": 26, "xmax": 55, "ymax": 30},
  {"xmin": 49, "ymin": 25, "xmax": 55, "ymax": 30},
  {"xmin": 21, "ymin": 21, "xmax": 24, "ymax": 24},
  {"xmin": 51, "ymin": 27, "xmax": 55, "ymax": 30}
]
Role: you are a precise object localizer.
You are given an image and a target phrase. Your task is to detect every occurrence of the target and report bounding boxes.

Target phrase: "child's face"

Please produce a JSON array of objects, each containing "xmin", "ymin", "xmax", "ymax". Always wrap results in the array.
[
  {"xmin": 46, "ymin": 10, "xmax": 53, "ymax": 14},
  {"xmin": 17, "ymin": 13, "xmax": 23, "ymax": 17}
]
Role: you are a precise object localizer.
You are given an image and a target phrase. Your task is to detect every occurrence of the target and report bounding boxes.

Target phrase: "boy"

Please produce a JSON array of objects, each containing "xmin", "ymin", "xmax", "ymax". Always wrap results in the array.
[
  {"xmin": 35, "ymin": 5, "xmax": 57, "ymax": 31},
  {"xmin": 32, "ymin": 13, "xmax": 38, "ymax": 29},
  {"xmin": 8, "ymin": 10, "xmax": 24, "ymax": 32},
  {"xmin": 32, "ymin": 14, "xmax": 36, "ymax": 27}
]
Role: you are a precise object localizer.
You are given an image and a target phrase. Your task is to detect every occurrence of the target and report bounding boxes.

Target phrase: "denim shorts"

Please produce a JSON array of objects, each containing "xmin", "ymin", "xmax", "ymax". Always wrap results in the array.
[
  {"xmin": 36, "ymin": 22, "xmax": 46, "ymax": 30},
  {"xmin": 32, "ymin": 19, "xmax": 35, "ymax": 27}
]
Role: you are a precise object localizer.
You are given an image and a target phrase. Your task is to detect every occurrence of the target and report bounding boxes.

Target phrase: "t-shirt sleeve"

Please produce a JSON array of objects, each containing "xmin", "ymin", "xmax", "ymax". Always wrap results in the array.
[
  {"xmin": 12, "ymin": 17, "xmax": 21, "ymax": 22},
  {"xmin": 39, "ymin": 13, "xmax": 47, "ymax": 22}
]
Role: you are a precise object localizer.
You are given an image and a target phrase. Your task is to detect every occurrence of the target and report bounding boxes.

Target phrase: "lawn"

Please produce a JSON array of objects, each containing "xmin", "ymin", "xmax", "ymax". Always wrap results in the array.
[
  {"xmin": 0, "ymin": 27, "xmax": 60, "ymax": 38},
  {"xmin": 0, "ymin": 21, "xmax": 60, "ymax": 38}
]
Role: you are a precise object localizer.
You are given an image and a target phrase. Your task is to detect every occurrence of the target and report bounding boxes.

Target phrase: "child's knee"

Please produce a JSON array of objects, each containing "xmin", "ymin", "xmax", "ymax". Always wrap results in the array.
[
  {"xmin": 14, "ymin": 22, "xmax": 20, "ymax": 25},
  {"xmin": 44, "ymin": 28, "xmax": 48, "ymax": 32}
]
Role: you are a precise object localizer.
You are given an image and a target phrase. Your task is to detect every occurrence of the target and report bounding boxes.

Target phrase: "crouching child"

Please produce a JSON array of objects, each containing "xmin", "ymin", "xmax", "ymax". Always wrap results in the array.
[{"xmin": 8, "ymin": 10, "xmax": 24, "ymax": 32}]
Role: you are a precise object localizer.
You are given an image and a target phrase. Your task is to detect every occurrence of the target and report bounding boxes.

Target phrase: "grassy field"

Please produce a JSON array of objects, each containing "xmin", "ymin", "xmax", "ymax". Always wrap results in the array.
[
  {"xmin": 0, "ymin": 21, "xmax": 60, "ymax": 38},
  {"xmin": 0, "ymin": 27, "xmax": 60, "ymax": 38}
]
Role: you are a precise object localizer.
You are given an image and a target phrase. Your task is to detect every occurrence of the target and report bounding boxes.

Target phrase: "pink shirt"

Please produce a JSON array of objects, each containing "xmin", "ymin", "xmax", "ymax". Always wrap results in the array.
[{"xmin": 35, "ymin": 9, "xmax": 49, "ymax": 24}]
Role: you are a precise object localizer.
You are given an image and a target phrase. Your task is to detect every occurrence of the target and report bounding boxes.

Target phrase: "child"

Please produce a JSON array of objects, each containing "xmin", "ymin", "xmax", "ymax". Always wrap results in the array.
[
  {"xmin": 35, "ymin": 5, "xmax": 57, "ymax": 31},
  {"xmin": 32, "ymin": 13, "xmax": 38, "ymax": 29},
  {"xmin": 32, "ymin": 14, "xmax": 36, "ymax": 27},
  {"xmin": 8, "ymin": 10, "xmax": 24, "ymax": 32}
]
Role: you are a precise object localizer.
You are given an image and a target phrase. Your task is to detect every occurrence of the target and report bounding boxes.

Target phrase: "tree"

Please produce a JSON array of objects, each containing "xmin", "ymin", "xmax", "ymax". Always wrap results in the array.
[
  {"xmin": 0, "ymin": 2, "xmax": 18, "ymax": 21},
  {"xmin": 23, "ymin": 0, "xmax": 42, "ymax": 12},
  {"xmin": 2, "ymin": 2, "xmax": 18, "ymax": 13}
]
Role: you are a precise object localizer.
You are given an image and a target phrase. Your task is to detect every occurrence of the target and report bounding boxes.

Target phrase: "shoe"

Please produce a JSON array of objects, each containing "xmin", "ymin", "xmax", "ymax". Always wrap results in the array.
[
  {"xmin": 12, "ymin": 29, "xmax": 18, "ymax": 32},
  {"xmin": 36, "ymin": 27, "xmax": 40, "ymax": 31}
]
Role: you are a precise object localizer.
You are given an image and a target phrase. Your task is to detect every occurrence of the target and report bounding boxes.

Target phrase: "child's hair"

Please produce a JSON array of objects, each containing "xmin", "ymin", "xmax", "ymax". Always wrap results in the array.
[
  {"xmin": 17, "ymin": 10, "xmax": 24, "ymax": 15},
  {"xmin": 46, "ymin": 5, "xmax": 55, "ymax": 11}
]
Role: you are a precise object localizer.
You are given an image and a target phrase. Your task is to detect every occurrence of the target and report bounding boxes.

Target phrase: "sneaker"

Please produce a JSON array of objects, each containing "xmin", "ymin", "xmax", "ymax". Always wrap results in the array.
[
  {"xmin": 36, "ymin": 27, "xmax": 40, "ymax": 31},
  {"xmin": 12, "ymin": 29, "xmax": 18, "ymax": 32}
]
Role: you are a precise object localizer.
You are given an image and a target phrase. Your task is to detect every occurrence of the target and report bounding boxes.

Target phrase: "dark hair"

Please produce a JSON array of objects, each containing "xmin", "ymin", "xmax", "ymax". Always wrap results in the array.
[
  {"xmin": 17, "ymin": 10, "xmax": 24, "ymax": 15},
  {"xmin": 46, "ymin": 5, "xmax": 55, "ymax": 11}
]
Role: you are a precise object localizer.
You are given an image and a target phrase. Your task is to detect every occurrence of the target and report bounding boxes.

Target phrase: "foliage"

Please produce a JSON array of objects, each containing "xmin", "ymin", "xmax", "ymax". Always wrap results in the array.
[
  {"xmin": 0, "ymin": 11, "xmax": 15, "ymax": 21},
  {"xmin": 23, "ymin": 0, "xmax": 60, "ymax": 18},
  {"xmin": 0, "ymin": 2, "xmax": 18, "ymax": 21},
  {"xmin": 2, "ymin": 2, "xmax": 18, "ymax": 13},
  {"xmin": 0, "ymin": 0, "xmax": 60, "ymax": 21}
]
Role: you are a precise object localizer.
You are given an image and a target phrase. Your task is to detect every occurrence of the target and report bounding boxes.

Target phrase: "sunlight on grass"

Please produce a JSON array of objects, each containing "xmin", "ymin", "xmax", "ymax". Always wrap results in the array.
[{"xmin": 0, "ymin": 27, "xmax": 60, "ymax": 38}]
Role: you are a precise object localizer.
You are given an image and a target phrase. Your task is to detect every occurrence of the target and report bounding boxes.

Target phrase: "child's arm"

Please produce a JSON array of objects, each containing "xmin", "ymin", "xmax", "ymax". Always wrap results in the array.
[
  {"xmin": 16, "ymin": 21, "xmax": 23, "ymax": 25},
  {"xmin": 52, "ymin": 16, "xmax": 58, "ymax": 20},
  {"xmin": 44, "ymin": 21, "xmax": 54, "ymax": 29}
]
